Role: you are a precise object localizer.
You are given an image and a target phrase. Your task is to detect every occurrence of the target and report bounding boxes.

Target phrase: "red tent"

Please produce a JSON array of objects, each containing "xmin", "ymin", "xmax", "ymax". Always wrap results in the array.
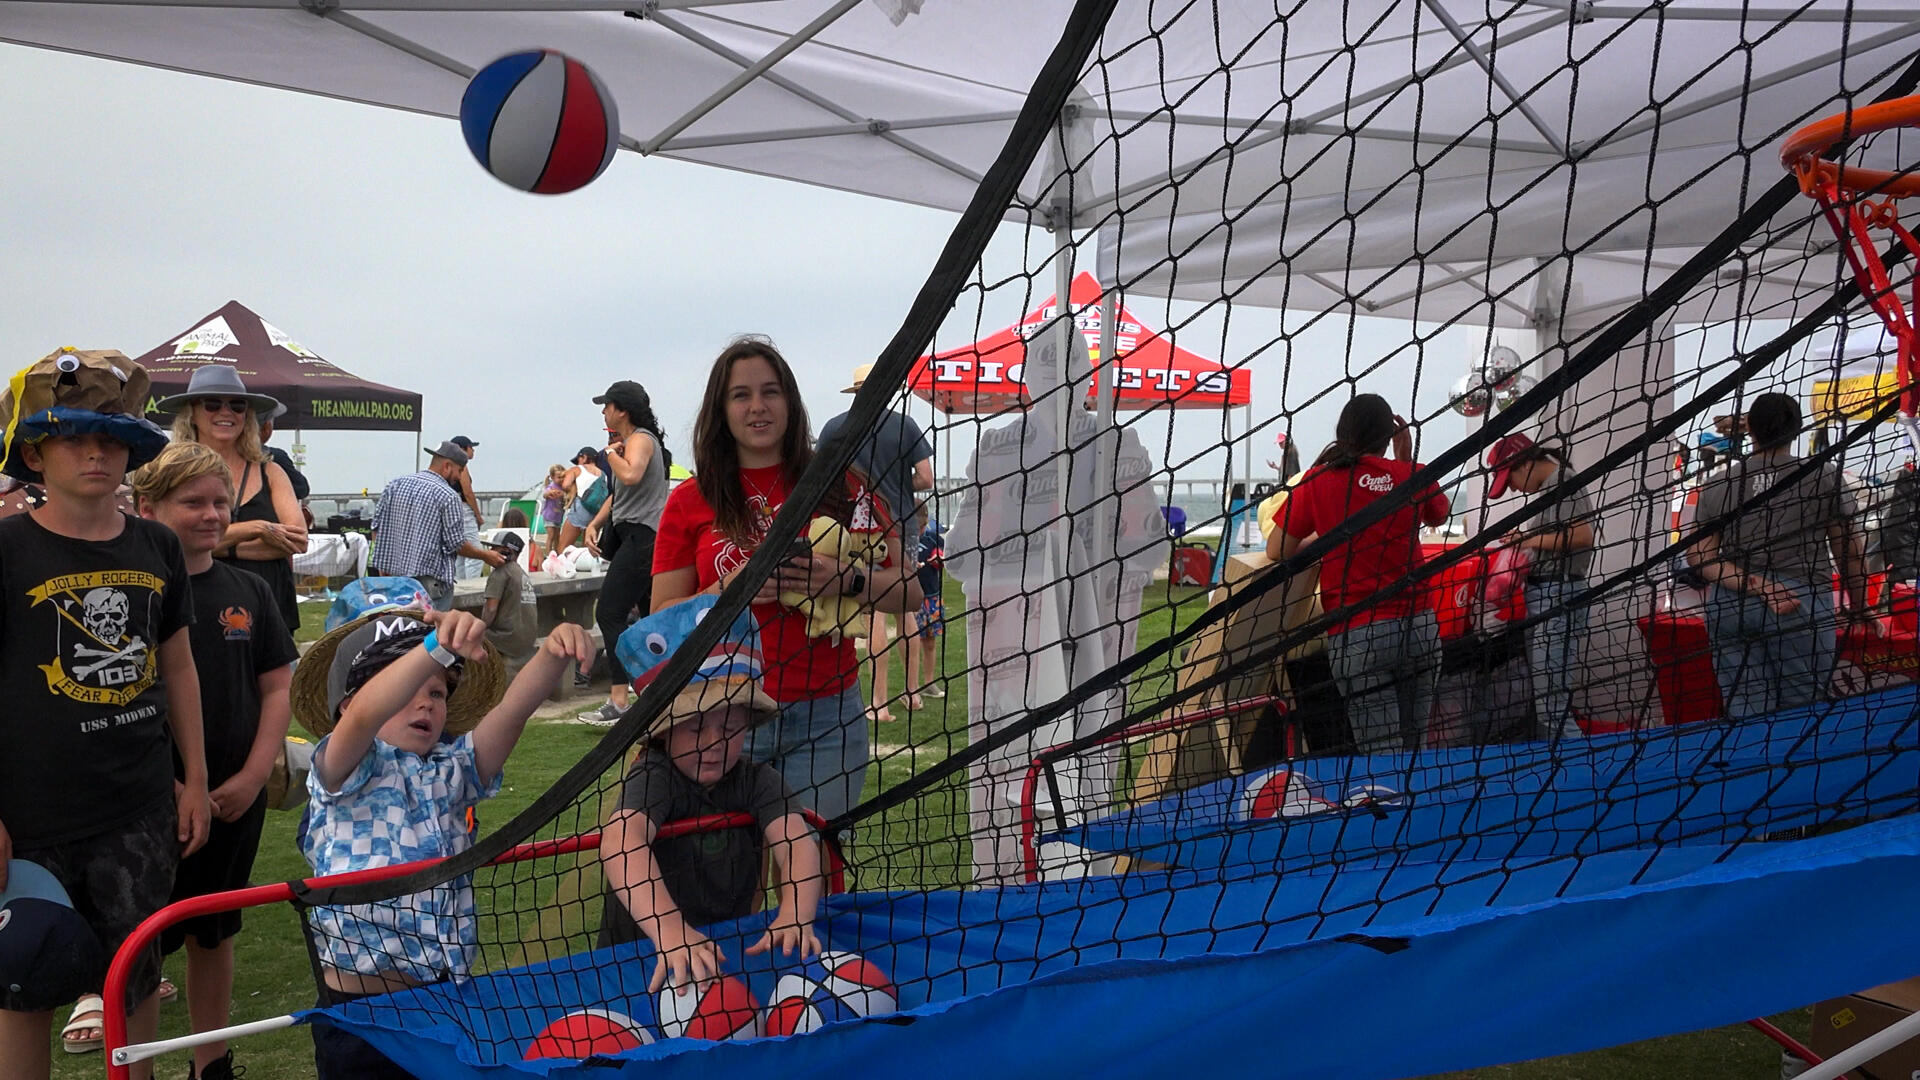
[
  {"xmin": 133, "ymin": 300, "xmax": 422, "ymax": 432},
  {"xmin": 909, "ymin": 273, "xmax": 1251, "ymax": 414}
]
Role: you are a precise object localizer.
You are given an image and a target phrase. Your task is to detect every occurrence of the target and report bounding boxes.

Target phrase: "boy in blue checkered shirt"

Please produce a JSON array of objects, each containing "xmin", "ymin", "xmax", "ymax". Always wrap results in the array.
[{"xmin": 292, "ymin": 604, "xmax": 592, "ymax": 1080}]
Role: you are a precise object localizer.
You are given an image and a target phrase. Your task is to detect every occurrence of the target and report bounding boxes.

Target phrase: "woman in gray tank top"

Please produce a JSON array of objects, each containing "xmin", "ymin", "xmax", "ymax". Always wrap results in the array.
[{"xmin": 580, "ymin": 379, "xmax": 672, "ymax": 725}]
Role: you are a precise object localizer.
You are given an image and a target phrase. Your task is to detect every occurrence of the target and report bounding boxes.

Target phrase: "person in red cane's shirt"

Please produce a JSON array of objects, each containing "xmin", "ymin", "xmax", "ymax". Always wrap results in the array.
[
  {"xmin": 1268, "ymin": 394, "xmax": 1450, "ymax": 753},
  {"xmin": 650, "ymin": 337, "xmax": 922, "ymax": 821}
]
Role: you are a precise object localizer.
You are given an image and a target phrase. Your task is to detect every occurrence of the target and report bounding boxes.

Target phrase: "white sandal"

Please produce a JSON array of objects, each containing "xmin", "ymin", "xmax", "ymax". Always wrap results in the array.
[{"xmin": 61, "ymin": 993, "xmax": 104, "ymax": 1054}]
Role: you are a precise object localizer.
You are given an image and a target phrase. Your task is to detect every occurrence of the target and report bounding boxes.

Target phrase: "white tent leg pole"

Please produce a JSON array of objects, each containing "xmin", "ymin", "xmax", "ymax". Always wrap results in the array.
[
  {"xmin": 1094, "ymin": 278, "xmax": 1120, "ymax": 575},
  {"xmin": 1052, "ymin": 214, "xmax": 1075, "ymax": 538},
  {"xmin": 113, "ymin": 1014, "xmax": 298, "ymax": 1067},
  {"xmin": 1794, "ymin": 1007, "xmax": 1920, "ymax": 1080},
  {"xmin": 1243, "ymin": 404, "xmax": 1254, "ymax": 495}
]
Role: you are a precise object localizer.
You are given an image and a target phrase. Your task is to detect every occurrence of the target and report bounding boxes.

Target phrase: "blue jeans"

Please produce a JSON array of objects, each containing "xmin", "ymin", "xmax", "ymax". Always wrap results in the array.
[
  {"xmin": 1706, "ymin": 578, "xmax": 1836, "ymax": 720},
  {"xmin": 746, "ymin": 685, "xmax": 868, "ymax": 821},
  {"xmin": 1524, "ymin": 580, "xmax": 1590, "ymax": 741},
  {"xmin": 1329, "ymin": 611, "xmax": 1441, "ymax": 753}
]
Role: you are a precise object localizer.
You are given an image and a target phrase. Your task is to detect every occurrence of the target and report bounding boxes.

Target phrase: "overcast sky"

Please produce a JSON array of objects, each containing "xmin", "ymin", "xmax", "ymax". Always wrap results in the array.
[{"xmin": 0, "ymin": 42, "xmax": 1502, "ymax": 504}]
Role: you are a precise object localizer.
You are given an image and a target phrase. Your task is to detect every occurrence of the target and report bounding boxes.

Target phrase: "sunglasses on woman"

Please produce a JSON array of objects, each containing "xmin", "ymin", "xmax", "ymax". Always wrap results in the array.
[{"xmin": 197, "ymin": 398, "xmax": 254, "ymax": 414}]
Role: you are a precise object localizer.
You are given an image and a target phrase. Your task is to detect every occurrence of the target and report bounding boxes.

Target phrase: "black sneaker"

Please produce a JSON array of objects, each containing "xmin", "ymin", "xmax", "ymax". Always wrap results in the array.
[{"xmin": 191, "ymin": 1051, "xmax": 245, "ymax": 1080}]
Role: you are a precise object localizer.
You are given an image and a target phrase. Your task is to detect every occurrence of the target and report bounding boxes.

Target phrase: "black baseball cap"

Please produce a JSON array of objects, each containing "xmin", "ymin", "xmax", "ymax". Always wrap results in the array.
[
  {"xmin": 449, "ymin": 435, "xmax": 479, "ymax": 450},
  {"xmin": 0, "ymin": 860, "xmax": 105, "ymax": 1012},
  {"xmin": 484, "ymin": 530, "xmax": 527, "ymax": 559},
  {"xmin": 593, "ymin": 381, "xmax": 651, "ymax": 414}
]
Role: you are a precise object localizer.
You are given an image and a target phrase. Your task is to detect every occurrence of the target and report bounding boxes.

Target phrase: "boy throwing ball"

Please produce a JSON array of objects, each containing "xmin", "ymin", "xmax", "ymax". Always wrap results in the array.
[{"xmin": 292, "ymin": 594, "xmax": 594, "ymax": 1079}]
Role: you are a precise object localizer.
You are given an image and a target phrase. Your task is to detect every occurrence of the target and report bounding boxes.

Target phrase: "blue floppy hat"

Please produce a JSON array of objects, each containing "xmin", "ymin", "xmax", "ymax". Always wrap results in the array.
[{"xmin": 617, "ymin": 596, "xmax": 779, "ymax": 739}]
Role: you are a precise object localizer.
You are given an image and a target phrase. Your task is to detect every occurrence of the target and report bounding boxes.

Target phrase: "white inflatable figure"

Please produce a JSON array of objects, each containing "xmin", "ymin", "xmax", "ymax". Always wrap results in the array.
[{"xmin": 946, "ymin": 314, "xmax": 1164, "ymax": 885}]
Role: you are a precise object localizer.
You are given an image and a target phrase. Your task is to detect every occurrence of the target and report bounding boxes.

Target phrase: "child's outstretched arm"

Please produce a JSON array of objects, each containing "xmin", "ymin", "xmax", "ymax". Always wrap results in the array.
[
  {"xmin": 747, "ymin": 812, "xmax": 823, "ymax": 960},
  {"xmin": 601, "ymin": 808, "xmax": 725, "ymax": 994},
  {"xmin": 471, "ymin": 622, "xmax": 595, "ymax": 784},
  {"xmin": 315, "ymin": 608, "xmax": 490, "ymax": 791}
]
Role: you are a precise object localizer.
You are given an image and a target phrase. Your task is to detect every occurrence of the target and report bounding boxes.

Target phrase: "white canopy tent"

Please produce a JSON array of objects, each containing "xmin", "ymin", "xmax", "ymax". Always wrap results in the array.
[
  {"xmin": 2, "ymin": 1, "xmax": 1911, "ymax": 227},
  {"xmin": 10, "ymin": 0, "xmax": 1917, "ymax": 724}
]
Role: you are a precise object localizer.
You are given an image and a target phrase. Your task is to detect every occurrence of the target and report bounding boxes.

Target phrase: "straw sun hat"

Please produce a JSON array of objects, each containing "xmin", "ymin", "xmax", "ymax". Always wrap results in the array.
[{"xmin": 291, "ymin": 608, "xmax": 505, "ymax": 740}]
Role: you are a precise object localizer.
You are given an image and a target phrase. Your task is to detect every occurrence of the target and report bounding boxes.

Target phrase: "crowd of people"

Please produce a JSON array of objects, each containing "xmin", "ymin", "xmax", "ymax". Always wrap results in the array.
[
  {"xmin": 1261, "ymin": 389, "xmax": 1882, "ymax": 754},
  {"xmin": 0, "ymin": 331, "xmax": 1888, "ymax": 1079},
  {"xmin": 0, "ymin": 337, "xmax": 951, "ymax": 1079}
]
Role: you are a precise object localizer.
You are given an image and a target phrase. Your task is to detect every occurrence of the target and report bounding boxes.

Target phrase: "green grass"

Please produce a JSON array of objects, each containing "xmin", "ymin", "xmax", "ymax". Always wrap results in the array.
[{"xmin": 52, "ymin": 594, "xmax": 1826, "ymax": 1078}]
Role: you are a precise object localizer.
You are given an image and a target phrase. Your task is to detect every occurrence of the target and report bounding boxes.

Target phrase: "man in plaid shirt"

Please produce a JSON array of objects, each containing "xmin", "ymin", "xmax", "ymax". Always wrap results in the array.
[{"xmin": 370, "ymin": 441, "xmax": 504, "ymax": 610}]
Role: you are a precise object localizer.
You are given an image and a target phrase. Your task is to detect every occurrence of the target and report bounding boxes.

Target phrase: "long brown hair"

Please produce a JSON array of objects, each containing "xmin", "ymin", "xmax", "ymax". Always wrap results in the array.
[
  {"xmin": 1313, "ymin": 393, "xmax": 1397, "ymax": 470},
  {"xmin": 693, "ymin": 336, "xmax": 848, "ymax": 543}
]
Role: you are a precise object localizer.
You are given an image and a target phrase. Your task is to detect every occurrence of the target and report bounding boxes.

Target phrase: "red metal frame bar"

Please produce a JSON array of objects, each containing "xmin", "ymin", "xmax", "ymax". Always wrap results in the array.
[
  {"xmin": 1746, "ymin": 1017, "xmax": 1846, "ymax": 1077},
  {"xmin": 1017, "ymin": 695, "xmax": 1285, "ymax": 883},
  {"xmin": 103, "ymin": 810, "xmax": 843, "ymax": 1079}
]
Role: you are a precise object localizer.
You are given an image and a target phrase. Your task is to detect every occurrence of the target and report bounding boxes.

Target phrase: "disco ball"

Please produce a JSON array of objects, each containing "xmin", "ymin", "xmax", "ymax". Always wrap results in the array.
[
  {"xmin": 1483, "ymin": 344, "xmax": 1524, "ymax": 391},
  {"xmin": 1494, "ymin": 373, "xmax": 1538, "ymax": 408},
  {"xmin": 1449, "ymin": 373, "xmax": 1492, "ymax": 417}
]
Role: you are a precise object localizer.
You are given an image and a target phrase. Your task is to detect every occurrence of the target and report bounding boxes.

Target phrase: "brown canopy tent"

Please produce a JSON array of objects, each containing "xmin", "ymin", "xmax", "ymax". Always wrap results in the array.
[{"xmin": 133, "ymin": 300, "xmax": 420, "ymax": 432}]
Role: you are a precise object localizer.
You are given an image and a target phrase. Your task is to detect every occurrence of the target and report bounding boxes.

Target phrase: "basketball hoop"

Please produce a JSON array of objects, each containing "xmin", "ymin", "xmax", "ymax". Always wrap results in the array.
[{"xmin": 1783, "ymin": 96, "xmax": 1920, "ymax": 451}]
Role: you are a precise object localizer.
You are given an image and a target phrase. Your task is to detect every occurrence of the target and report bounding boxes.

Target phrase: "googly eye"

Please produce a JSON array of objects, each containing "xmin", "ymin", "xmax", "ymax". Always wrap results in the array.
[
  {"xmin": 691, "ymin": 605, "xmax": 709, "ymax": 625},
  {"xmin": 645, "ymin": 632, "xmax": 668, "ymax": 655},
  {"xmin": 55, "ymin": 355, "xmax": 80, "ymax": 373}
]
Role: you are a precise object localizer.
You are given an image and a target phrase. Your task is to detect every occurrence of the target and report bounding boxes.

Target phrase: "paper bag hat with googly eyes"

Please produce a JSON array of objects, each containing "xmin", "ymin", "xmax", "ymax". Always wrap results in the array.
[{"xmin": 0, "ymin": 348, "xmax": 169, "ymax": 481}]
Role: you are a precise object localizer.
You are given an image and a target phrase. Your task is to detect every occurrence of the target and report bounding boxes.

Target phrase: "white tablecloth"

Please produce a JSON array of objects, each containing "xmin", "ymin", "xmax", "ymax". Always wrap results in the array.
[{"xmin": 292, "ymin": 532, "xmax": 370, "ymax": 578}]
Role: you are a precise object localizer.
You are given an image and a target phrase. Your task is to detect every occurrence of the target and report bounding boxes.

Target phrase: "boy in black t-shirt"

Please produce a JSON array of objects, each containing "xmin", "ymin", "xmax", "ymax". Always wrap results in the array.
[
  {"xmin": 0, "ymin": 349, "xmax": 208, "ymax": 1080},
  {"xmin": 598, "ymin": 597, "xmax": 825, "ymax": 995},
  {"xmin": 132, "ymin": 441, "xmax": 297, "ymax": 1080}
]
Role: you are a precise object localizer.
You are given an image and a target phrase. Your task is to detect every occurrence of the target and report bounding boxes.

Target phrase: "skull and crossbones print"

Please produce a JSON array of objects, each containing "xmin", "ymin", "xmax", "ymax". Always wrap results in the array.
[{"xmin": 70, "ymin": 586, "xmax": 147, "ymax": 682}]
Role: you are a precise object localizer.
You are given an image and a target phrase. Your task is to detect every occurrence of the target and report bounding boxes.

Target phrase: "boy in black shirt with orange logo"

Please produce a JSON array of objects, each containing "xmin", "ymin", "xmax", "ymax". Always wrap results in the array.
[
  {"xmin": 132, "ymin": 440, "xmax": 297, "ymax": 1080},
  {"xmin": 0, "ymin": 348, "xmax": 209, "ymax": 1080}
]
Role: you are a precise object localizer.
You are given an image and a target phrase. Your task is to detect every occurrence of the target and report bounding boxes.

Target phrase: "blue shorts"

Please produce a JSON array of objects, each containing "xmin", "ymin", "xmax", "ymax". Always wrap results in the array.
[
  {"xmin": 914, "ymin": 595, "xmax": 946, "ymax": 637},
  {"xmin": 565, "ymin": 500, "xmax": 596, "ymax": 529}
]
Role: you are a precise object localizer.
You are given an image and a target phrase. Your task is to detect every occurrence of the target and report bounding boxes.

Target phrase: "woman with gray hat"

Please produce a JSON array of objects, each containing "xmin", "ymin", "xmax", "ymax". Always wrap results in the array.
[{"xmin": 158, "ymin": 365, "xmax": 308, "ymax": 626}]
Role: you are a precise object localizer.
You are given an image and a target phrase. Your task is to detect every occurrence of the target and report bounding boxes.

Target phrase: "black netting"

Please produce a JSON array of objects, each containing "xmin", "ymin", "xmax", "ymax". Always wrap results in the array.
[{"xmin": 285, "ymin": 1, "xmax": 1920, "ymax": 1073}]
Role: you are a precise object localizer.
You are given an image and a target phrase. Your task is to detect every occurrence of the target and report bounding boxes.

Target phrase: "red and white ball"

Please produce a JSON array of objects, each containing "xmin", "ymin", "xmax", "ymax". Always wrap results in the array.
[
  {"xmin": 656, "ymin": 975, "xmax": 761, "ymax": 1041},
  {"xmin": 762, "ymin": 951, "xmax": 899, "ymax": 1036},
  {"xmin": 1238, "ymin": 767, "xmax": 1338, "ymax": 821},
  {"xmin": 523, "ymin": 1007, "xmax": 654, "ymax": 1060}
]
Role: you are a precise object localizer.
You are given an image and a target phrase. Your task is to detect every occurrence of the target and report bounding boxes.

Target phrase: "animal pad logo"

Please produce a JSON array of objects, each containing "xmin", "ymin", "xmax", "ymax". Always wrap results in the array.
[
  {"xmin": 171, "ymin": 316, "xmax": 238, "ymax": 356},
  {"xmin": 1358, "ymin": 471, "xmax": 1396, "ymax": 493},
  {"xmin": 28, "ymin": 571, "xmax": 165, "ymax": 707}
]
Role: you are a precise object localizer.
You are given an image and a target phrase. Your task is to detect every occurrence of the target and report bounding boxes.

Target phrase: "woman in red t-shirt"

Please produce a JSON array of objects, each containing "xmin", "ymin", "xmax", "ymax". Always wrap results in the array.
[
  {"xmin": 1267, "ymin": 394, "xmax": 1449, "ymax": 753},
  {"xmin": 651, "ymin": 337, "xmax": 922, "ymax": 820}
]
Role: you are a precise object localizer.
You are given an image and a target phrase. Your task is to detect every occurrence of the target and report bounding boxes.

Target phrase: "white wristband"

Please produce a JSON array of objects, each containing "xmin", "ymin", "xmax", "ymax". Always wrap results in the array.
[{"xmin": 421, "ymin": 630, "xmax": 459, "ymax": 669}]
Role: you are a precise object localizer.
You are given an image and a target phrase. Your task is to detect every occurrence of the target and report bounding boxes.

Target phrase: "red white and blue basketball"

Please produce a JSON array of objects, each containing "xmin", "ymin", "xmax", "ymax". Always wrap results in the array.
[
  {"xmin": 762, "ymin": 974, "xmax": 860, "ymax": 1036},
  {"xmin": 1237, "ymin": 767, "xmax": 1338, "ymax": 821},
  {"xmin": 460, "ymin": 49, "xmax": 620, "ymax": 194},
  {"xmin": 762, "ymin": 950, "xmax": 899, "ymax": 1034},
  {"xmin": 816, "ymin": 951, "xmax": 898, "ymax": 1017},
  {"xmin": 522, "ymin": 1007, "xmax": 654, "ymax": 1060},
  {"xmin": 656, "ymin": 975, "xmax": 761, "ymax": 1041}
]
